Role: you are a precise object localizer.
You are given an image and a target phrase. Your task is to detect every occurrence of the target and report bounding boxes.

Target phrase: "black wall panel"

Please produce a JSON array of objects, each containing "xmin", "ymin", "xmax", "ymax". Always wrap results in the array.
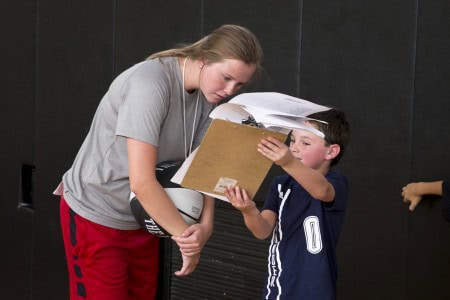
[
  {"xmin": 31, "ymin": 1, "xmax": 115, "ymax": 298},
  {"xmin": 1, "ymin": 0, "xmax": 36, "ymax": 299},
  {"xmin": 407, "ymin": 0, "xmax": 450, "ymax": 299},
  {"xmin": 299, "ymin": 1, "xmax": 419, "ymax": 298},
  {"xmin": 170, "ymin": 202, "xmax": 270, "ymax": 299},
  {"xmin": 203, "ymin": 0, "xmax": 303, "ymax": 95},
  {"xmin": 114, "ymin": 1, "xmax": 204, "ymax": 75},
  {"xmin": 2, "ymin": 0, "xmax": 450, "ymax": 299}
]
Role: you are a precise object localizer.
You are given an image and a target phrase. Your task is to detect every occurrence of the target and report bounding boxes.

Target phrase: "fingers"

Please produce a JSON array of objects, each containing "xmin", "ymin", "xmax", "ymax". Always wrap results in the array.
[
  {"xmin": 258, "ymin": 138, "xmax": 291, "ymax": 166},
  {"xmin": 172, "ymin": 223, "xmax": 208, "ymax": 256},
  {"xmin": 180, "ymin": 248, "xmax": 201, "ymax": 256},
  {"xmin": 224, "ymin": 186, "xmax": 236, "ymax": 202},
  {"xmin": 401, "ymin": 185, "xmax": 422, "ymax": 212},
  {"xmin": 232, "ymin": 186, "xmax": 244, "ymax": 201},
  {"xmin": 264, "ymin": 136, "xmax": 283, "ymax": 146},
  {"xmin": 257, "ymin": 139, "xmax": 276, "ymax": 156},
  {"xmin": 224, "ymin": 186, "xmax": 240, "ymax": 203},
  {"xmin": 174, "ymin": 254, "xmax": 199, "ymax": 276},
  {"xmin": 172, "ymin": 233, "xmax": 201, "ymax": 254},
  {"xmin": 258, "ymin": 138, "xmax": 277, "ymax": 152},
  {"xmin": 172, "ymin": 237, "xmax": 200, "ymax": 250},
  {"xmin": 175, "ymin": 264, "xmax": 192, "ymax": 276},
  {"xmin": 241, "ymin": 188, "xmax": 249, "ymax": 201},
  {"xmin": 401, "ymin": 190, "xmax": 409, "ymax": 203},
  {"xmin": 225, "ymin": 186, "xmax": 246, "ymax": 207},
  {"xmin": 178, "ymin": 224, "xmax": 198, "ymax": 238},
  {"xmin": 175, "ymin": 238, "xmax": 201, "ymax": 255}
]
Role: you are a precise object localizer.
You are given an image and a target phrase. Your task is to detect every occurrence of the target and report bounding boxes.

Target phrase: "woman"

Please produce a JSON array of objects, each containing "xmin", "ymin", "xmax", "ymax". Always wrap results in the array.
[{"xmin": 56, "ymin": 24, "xmax": 263, "ymax": 299}]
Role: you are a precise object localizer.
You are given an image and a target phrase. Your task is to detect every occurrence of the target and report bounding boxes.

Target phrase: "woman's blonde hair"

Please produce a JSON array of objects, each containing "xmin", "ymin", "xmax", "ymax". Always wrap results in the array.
[{"xmin": 147, "ymin": 24, "xmax": 263, "ymax": 74}]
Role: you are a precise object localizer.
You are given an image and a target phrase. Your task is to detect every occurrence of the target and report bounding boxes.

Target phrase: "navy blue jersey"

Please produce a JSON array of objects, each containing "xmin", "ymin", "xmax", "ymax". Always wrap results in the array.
[{"xmin": 261, "ymin": 170, "xmax": 348, "ymax": 300}]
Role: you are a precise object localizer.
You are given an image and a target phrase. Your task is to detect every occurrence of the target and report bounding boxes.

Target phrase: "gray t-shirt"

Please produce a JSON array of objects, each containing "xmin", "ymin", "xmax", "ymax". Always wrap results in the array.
[{"xmin": 62, "ymin": 57, "xmax": 214, "ymax": 229}]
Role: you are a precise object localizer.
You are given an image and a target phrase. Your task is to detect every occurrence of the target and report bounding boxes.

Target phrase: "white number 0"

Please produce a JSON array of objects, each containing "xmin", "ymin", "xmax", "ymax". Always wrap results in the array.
[{"xmin": 303, "ymin": 216, "xmax": 322, "ymax": 254}]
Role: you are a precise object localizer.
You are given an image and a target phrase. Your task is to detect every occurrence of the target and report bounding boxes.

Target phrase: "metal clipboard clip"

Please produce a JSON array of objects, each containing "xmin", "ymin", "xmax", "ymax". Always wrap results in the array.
[{"xmin": 241, "ymin": 116, "xmax": 262, "ymax": 128}]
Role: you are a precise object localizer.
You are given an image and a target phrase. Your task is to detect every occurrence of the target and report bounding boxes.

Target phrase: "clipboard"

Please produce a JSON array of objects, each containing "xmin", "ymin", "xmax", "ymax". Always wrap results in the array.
[{"xmin": 179, "ymin": 119, "xmax": 287, "ymax": 200}]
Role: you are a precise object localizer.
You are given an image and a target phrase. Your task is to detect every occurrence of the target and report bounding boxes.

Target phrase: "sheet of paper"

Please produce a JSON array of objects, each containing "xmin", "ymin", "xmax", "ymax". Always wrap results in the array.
[
  {"xmin": 171, "ymin": 148, "xmax": 197, "ymax": 185},
  {"xmin": 248, "ymin": 108, "xmax": 325, "ymax": 138},
  {"xmin": 210, "ymin": 92, "xmax": 330, "ymax": 138},
  {"xmin": 208, "ymin": 103, "xmax": 251, "ymax": 123},
  {"xmin": 229, "ymin": 92, "xmax": 330, "ymax": 117}
]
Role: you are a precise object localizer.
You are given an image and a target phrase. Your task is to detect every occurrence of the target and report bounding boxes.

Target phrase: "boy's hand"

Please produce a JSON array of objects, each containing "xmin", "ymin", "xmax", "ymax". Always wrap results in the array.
[
  {"xmin": 258, "ymin": 137, "xmax": 294, "ymax": 167},
  {"xmin": 224, "ymin": 186, "xmax": 257, "ymax": 214},
  {"xmin": 402, "ymin": 183, "xmax": 423, "ymax": 211}
]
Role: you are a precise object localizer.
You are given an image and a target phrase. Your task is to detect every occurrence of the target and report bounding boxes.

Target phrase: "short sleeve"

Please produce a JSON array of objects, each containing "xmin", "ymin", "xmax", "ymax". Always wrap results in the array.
[
  {"xmin": 324, "ymin": 171, "xmax": 348, "ymax": 212},
  {"xmin": 116, "ymin": 63, "xmax": 169, "ymax": 146},
  {"xmin": 262, "ymin": 178, "xmax": 281, "ymax": 214}
]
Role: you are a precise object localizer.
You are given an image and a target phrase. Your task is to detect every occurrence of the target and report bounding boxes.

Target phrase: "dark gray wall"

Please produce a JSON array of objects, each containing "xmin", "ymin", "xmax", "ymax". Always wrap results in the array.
[
  {"xmin": 2, "ymin": 0, "xmax": 450, "ymax": 299},
  {"xmin": 1, "ymin": 0, "xmax": 36, "ymax": 299}
]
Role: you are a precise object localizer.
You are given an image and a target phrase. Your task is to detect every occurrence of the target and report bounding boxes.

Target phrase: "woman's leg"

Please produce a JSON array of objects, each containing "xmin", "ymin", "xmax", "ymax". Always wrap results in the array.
[{"xmin": 60, "ymin": 197, "xmax": 140, "ymax": 300}]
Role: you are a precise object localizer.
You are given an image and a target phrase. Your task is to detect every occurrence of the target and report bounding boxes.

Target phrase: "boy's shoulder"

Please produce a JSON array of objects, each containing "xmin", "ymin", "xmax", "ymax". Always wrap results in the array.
[
  {"xmin": 273, "ymin": 173, "xmax": 294, "ymax": 184},
  {"xmin": 326, "ymin": 169, "xmax": 347, "ymax": 180}
]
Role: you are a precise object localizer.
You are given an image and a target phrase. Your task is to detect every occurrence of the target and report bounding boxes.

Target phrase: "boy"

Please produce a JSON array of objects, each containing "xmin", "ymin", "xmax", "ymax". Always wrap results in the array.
[{"xmin": 225, "ymin": 108, "xmax": 351, "ymax": 299}]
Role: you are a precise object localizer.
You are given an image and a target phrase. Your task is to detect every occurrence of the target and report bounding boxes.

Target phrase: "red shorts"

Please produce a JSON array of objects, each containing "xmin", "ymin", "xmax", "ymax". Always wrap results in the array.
[{"xmin": 60, "ymin": 197, "xmax": 160, "ymax": 299}]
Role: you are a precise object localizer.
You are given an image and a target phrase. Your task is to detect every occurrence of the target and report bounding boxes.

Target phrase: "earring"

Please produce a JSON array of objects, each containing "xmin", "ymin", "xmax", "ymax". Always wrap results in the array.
[{"xmin": 199, "ymin": 64, "xmax": 204, "ymax": 69}]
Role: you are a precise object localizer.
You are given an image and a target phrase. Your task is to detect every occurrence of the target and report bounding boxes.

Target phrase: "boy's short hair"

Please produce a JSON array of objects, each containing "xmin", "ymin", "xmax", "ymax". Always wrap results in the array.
[{"xmin": 306, "ymin": 108, "xmax": 350, "ymax": 166}]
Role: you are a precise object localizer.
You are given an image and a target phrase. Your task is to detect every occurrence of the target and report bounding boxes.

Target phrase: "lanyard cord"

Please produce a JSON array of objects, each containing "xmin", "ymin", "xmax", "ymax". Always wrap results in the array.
[{"xmin": 182, "ymin": 57, "xmax": 200, "ymax": 159}]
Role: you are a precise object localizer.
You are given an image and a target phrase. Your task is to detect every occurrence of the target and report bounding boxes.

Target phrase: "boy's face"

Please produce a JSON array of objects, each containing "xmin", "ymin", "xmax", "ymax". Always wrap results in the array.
[{"xmin": 289, "ymin": 126, "xmax": 330, "ymax": 170}]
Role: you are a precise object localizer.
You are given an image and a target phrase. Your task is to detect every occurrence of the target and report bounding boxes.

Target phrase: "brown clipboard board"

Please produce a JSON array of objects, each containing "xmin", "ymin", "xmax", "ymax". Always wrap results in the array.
[{"xmin": 180, "ymin": 119, "xmax": 287, "ymax": 200}]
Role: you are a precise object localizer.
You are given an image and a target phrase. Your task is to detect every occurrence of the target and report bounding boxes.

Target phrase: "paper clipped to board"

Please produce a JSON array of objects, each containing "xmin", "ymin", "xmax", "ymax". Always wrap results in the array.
[{"xmin": 171, "ymin": 92, "xmax": 330, "ymax": 201}]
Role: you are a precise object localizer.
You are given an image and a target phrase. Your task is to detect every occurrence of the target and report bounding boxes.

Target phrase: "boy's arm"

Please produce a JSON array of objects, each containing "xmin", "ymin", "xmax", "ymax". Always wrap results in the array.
[
  {"xmin": 258, "ymin": 137, "xmax": 335, "ymax": 202},
  {"xmin": 225, "ymin": 186, "xmax": 276, "ymax": 240},
  {"xmin": 282, "ymin": 160, "xmax": 335, "ymax": 202},
  {"xmin": 241, "ymin": 207, "xmax": 277, "ymax": 240}
]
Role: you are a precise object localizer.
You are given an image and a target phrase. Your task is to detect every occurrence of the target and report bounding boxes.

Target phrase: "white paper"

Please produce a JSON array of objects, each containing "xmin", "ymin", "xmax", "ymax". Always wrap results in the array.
[
  {"xmin": 203, "ymin": 192, "xmax": 229, "ymax": 202},
  {"xmin": 229, "ymin": 92, "xmax": 329, "ymax": 117},
  {"xmin": 210, "ymin": 92, "xmax": 330, "ymax": 138},
  {"xmin": 171, "ymin": 148, "xmax": 198, "ymax": 185},
  {"xmin": 208, "ymin": 103, "xmax": 251, "ymax": 123}
]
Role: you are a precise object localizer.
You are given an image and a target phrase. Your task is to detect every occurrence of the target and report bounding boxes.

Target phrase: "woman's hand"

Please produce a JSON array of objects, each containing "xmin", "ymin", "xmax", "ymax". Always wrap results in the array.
[
  {"xmin": 175, "ymin": 253, "xmax": 200, "ymax": 276},
  {"xmin": 172, "ymin": 222, "xmax": 212, "ymax": 256}
]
